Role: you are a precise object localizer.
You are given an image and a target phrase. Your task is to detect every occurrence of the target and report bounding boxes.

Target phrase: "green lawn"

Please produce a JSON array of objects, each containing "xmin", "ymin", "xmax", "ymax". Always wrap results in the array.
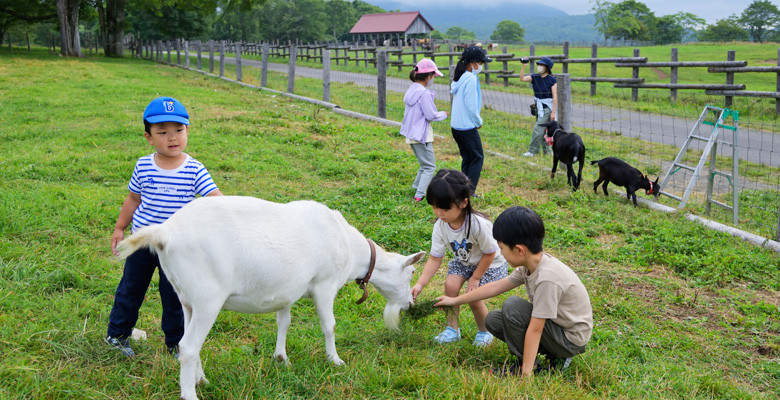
[{"xmin": 1, "ymin": 50, "xmax": 779, "ymax": 399}]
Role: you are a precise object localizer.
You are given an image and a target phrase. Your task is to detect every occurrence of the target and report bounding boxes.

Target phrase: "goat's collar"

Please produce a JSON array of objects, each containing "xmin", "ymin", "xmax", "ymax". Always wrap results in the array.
[{"xmin": 355, "ymin": 239, "xmax": 377, "ymax": 305}]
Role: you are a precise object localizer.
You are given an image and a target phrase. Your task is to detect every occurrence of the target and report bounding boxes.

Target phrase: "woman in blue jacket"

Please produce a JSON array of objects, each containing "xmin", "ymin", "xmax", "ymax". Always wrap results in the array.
[{"xmin": 451, "ymin": 46, "xmax": 492, "ymax": 196}]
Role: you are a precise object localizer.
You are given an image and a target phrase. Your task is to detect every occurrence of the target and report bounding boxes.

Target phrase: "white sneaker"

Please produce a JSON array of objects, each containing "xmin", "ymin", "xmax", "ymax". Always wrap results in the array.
[{"xmin": 522, "ymin": 152, "xmax": 535, "ymax": 157}]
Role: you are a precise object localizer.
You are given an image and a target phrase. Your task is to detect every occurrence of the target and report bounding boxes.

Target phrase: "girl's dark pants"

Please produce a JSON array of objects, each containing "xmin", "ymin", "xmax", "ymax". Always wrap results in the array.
[
  {"xmin": 451, "ymin": 127, "xmax": 484, "ymax": 194},
  {"xmin": 486, "ymin": 296, "xmax": 586, "ymax": 362},
  {"xmin": 106, "ymin": 248, "xmax": 184, "ymax": 348}
]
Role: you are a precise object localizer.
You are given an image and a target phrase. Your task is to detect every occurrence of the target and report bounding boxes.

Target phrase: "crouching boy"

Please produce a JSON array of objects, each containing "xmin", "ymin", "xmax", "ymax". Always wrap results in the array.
[{"xmin": 435, "ymin": 206, "xmax": 593, "ymax": 376}]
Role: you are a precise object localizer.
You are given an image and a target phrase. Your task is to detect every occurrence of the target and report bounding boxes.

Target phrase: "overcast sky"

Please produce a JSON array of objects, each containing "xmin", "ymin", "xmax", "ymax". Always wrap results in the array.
[{"xmin": 388, "ymin": 0, "xmax": 756, "ymax": 23}]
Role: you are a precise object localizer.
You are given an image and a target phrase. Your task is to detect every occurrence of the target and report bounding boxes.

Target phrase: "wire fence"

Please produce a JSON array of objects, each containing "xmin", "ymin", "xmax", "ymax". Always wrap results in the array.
[{"xmin": 140, "ymin": 40, "xmax": 780, "ymax": 241}]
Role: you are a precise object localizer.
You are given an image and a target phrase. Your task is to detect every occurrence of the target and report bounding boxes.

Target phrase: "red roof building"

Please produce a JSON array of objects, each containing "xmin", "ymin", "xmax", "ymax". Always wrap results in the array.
[{"xmin": 349, "ymin": 11, "xmax": 434, "ymax": 42}]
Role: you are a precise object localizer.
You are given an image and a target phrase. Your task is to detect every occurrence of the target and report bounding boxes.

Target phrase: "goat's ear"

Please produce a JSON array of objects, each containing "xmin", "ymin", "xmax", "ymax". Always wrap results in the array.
[{"xmin": 404, "ymin": 251, "xmax": 426, "ymax": 267}]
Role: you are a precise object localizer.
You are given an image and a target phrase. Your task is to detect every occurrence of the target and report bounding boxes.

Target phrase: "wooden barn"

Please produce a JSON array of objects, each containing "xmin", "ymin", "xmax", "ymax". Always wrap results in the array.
[{"xmin": 349, "ymin": 11, "xmax": 434, "ymax": 45}]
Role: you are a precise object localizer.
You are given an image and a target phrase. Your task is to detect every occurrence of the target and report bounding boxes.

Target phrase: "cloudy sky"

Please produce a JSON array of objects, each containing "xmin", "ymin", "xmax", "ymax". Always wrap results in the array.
[{"xmin": 388, "ymin": 0, "xmax": 756, "ymax": 23}]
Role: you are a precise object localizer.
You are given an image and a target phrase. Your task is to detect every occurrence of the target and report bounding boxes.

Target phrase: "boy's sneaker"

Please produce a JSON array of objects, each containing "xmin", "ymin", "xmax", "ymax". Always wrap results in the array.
[
  {"xmin": 433, "ymin": 326, "xmax": 461, "ymax": 344},
  {"xmin": 167, "ymin": 345, "xmax": 180, "ymax": 360},
  {"xmin": 549, "ymin": 356, "xmax": 572, "ymax": 372},
  {"xmin": 473, "ymin": 331, "xmax": 493, "ymax": 347},
  {"xmin": 105, "ymin": 335, "xmax": 135, "ymax": 357}
]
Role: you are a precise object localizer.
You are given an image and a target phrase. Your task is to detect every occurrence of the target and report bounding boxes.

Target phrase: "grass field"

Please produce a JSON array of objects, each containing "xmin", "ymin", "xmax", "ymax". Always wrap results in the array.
[{"xmin": 1, "ymin": 50, "xmax": 780, "ymax": 399}]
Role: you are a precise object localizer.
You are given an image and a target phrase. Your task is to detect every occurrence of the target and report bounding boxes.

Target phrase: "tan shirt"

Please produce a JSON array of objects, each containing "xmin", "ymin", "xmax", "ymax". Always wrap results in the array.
[{"xmin": 507, "ymin": 253, "xmax": 593, "ymax": 346}]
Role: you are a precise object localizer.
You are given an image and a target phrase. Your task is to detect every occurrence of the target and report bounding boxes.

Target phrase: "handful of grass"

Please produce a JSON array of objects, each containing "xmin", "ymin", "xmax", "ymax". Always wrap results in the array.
[{"xmin": 405, "ymin": 299, "xmax": 453, "ymax": 320}]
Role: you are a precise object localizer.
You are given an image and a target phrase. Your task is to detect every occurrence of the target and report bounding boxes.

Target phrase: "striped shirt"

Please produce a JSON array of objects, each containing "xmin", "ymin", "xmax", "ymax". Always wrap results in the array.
[{"xmin": 128, "ymin": 153, "xmax": 218, "ymax": 232}]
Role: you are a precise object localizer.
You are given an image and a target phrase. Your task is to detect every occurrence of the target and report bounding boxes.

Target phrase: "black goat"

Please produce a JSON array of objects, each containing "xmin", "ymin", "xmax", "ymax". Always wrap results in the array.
[
  {"xmin": 591, "ymin": 157, "xmax": 659, "ymax": 206},
  {"xmin": 540, "ymin": 120, "xmax": 586, "ymax": 191}
]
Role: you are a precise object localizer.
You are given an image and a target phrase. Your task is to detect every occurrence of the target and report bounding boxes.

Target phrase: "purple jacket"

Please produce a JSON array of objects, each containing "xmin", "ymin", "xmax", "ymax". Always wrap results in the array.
[{"xmin": 400, "ymin": 82, "xmax": 448, "ymax": 143}]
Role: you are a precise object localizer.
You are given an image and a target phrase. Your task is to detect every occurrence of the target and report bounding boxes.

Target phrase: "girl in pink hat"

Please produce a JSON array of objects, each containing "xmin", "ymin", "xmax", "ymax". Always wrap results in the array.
[{"xmin": 400, "ymin": 58, "xmax": 449, "ymax": 202}]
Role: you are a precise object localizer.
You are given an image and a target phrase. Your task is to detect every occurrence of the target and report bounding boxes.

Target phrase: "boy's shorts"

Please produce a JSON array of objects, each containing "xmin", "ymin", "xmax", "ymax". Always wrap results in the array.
[{"xmin": 447, "ymin": 259, "xmax": 508, "ymax": 286}]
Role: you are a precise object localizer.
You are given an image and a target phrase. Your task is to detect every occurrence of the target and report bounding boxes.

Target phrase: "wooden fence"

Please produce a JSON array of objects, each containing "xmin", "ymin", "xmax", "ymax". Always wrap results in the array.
[{"xmin": 130, "ymin": 36, "xmax": 780, "ymax": 115}]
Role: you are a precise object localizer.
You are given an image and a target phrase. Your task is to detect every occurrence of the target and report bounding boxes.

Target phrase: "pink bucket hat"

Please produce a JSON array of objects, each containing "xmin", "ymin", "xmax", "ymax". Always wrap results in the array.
[{"xmin": 415, "ymin": 58, "xmax": 443, "ymax": 76}]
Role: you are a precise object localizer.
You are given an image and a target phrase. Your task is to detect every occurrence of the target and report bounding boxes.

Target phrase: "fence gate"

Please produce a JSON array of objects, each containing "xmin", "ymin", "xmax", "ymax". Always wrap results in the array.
[{"xmin": 658, "ymin": 105, "xmax": 740, "ymax": 224}]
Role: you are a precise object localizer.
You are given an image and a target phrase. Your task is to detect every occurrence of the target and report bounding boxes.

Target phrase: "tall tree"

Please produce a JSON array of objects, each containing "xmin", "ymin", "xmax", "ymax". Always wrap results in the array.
[
  {"xmin": 325, "ymin": 0, "xmax": 356, "ymax": 41},
  {"xmin": 56, "ymin": 0, "xmax": 82, "ymax": 56},
  {"xmin": 611, "ymin": 0, "xmax": 655, "ymax": 41},
  {"xmin": 445, "ymin": 26, "xmax": 475, "ymax": 40},
  {"xmin": 652, "ymin": 15, "xmax": 683, "ymax": 45},
  {"xmin": 698, "ymin": 16, "xmax": 749, "ymax": 42},
  {"xmin": 672, "ymin": 12, "xmax": 706, "ymax": 43},
  {"xmin": 591, "ymin": 0, "xmax": 615, "ymax": 45},
  {"xmin": 739, "ymin": 0, "xmax": 780, "ymax": 42},
  {"xmin": 490, "ymin": 20, "xmax": 524, "ymax": 42}
]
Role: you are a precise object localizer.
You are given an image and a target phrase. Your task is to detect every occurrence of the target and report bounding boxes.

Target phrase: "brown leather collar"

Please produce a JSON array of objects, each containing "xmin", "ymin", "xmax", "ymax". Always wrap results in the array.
[{"xmin": 355, "ymin": 239, "xmax": 376, "ymax": 305}]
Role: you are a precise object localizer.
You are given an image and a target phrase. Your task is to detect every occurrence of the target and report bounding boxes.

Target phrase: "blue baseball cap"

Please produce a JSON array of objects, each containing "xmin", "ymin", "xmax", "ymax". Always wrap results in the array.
[
  {"xmin": 143, "ymin": 97, "xmax": 190, "ymax": 125},
  {"xmin": 538, "ymin": 56, "xmax": 554, "ymax": 70}
]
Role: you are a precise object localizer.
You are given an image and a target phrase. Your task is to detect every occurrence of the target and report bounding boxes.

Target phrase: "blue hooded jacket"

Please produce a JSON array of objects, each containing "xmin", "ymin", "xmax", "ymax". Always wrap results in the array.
[{"xmin": 450, "ymin": 71, "xmax": 483, "ymax": 130}]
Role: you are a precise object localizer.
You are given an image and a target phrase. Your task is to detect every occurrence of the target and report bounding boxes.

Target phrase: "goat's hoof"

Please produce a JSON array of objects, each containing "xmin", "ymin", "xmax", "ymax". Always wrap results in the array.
[{"xmin": 197, "ymin": 376, "xmax": 210, "ymax": 386}]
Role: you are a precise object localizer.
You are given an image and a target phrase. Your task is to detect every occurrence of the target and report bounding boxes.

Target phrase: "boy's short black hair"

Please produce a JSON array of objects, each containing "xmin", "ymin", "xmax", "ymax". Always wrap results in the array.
[
  {"xmin": 143, "ymin": 120, "xmax": 152, "ymax": 134},
  {"xmin": 493, "ymin": 206, "xmax": 545, "ymax": 254}
]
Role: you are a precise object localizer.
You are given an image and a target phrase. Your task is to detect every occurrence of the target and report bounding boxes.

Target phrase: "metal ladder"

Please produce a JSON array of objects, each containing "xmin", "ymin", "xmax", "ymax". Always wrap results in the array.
[{"xmin": 657, "ymin": 105, "xmax": 739, "ymax": 224}]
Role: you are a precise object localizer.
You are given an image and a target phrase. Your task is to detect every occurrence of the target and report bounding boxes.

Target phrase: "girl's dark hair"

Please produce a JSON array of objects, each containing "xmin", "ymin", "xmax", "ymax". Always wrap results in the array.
[
  {"xmin": 409, "ymin": 68, "xmax": 435, "ymax": 82},
  {"xmin": 453, "ymin": 58, "xmax": 470, "ymax": 82},
  {"xmin": 493, "ymin": 206, "xmax": 545, "ymax": 254},
  {"xmin": 426, "ymin": 169, "xmax": 488, "ymax": 238}
]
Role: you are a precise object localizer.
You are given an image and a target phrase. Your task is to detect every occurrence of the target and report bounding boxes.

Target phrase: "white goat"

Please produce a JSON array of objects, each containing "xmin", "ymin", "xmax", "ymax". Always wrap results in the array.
[{"xmin": 116, "ymin": 196, "xmax": 425, "ymax": 400}]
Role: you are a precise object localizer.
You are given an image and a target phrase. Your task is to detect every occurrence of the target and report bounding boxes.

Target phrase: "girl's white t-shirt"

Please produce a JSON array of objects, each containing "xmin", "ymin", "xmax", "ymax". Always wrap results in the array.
[{"xmin": 430, "ymin": 213, "xmax": 505, "ymax": 269}]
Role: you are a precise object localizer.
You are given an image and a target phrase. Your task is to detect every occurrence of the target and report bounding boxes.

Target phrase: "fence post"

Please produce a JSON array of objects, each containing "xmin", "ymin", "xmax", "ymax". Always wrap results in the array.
[
  {"xmin": 590, "ymin": 43, "xmax": 597, "ymax": 96},
  {"xmin": 632, "ymin": 48, "xmax": 639, "ymax": 102},
  {"xmin": 670, "ymin": 48, "xmax": 678, "ymax": 103},
  {"xmin": 377, "ymin": 50, "xmax": 387, "ymax": 118},
  {"xmin": 235, "ymin": 41, "xmax": 242, "ymax": 81},
  {"xmin": 725, "ymin": 50, "xmax": 735, "ymax": 108},
  {"xmin": 484, "ymin": 55, "xmax": 490, "ymax": 85},
  {"xmin": 529, "ymin": 45, "xmax": 535, "ymax": 90},
  {"xmin": 219, "ymin": 40, "xmax": 225, "ymax": 77},
  {"xmin": 261, "ymin": 42, "xmax": 269, "ymax": 87},
  {"xmin": 323, "ymin": 47, "xmax": 331, "ymax": 102},
  {"xmin": 398, "ymin": 42, "xmax": 403, "ymax": 72},
  {"xmin": 176, "ymin": 39, "xmax": 181, "ymax": 64},
  {"xmin": 562, "ymin": 41, "xmax": 569, "ymax": 74},
  {"xmin": 27, "ymin": 33, "xmax": 31, "ymax": 53},
  {"xmin": 776, "ymin": 47, "xmax": 780, "ymax": 116},
  {"xmin": 502, "ymin": 46, "xmax": 509, "ymax": 87},
  {"xmin": 157, "ymin": 40, "xmax": 162, "ymax": 62},
  {"xmin": 287, "ymin": 44, "xmax": 297, "ymax": 93},
  {"xmin": 184, "ymin": 41, "xmax": 189, "ymax": 68},
  {"xmin": 557, "ymin": 73, "xmax": 572, "ymax": 133},
  {"xmin": 167, "ymin": 41, "xmax": 171, "ymax": 64},
  {"xmin": 448, "ymin": 43, "xmax": 453, "ymax": 72},
  {"xmin": 412, "ymin": 41, "xmax": 418, "ymax": 65},
  {"xmin": 209, "ymin": 40, "xmax": 214, "ymax": 73},
  {"xmin": 197, "ymin": 41, "xmax": 202, "ymax": 70}
]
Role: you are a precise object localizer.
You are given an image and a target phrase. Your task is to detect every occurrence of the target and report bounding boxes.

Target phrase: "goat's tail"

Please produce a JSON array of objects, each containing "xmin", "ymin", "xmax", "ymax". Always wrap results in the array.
[
  {"xmin": 115, "ymin": 224, "xmax": 168, "ymax": 259},
  {"xmin": 590, "ymin": 159, "xmax": 601, "ymax": 166}
]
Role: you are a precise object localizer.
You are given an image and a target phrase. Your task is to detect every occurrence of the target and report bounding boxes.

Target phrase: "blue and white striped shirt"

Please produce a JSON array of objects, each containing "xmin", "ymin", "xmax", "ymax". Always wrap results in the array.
[{"xmin": 128, "ymin": 153, "xmax": 218, "ymax": 232}]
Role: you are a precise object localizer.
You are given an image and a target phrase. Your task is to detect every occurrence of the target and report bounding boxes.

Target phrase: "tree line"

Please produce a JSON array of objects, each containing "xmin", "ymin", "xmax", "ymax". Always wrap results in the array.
[
  {"xmin": 591, "ymin": 0, "xmax": 780, "ymax": 44},
  {"xmin": 1, "ymin": 0, "xmax": 778, "ymax": 58}
]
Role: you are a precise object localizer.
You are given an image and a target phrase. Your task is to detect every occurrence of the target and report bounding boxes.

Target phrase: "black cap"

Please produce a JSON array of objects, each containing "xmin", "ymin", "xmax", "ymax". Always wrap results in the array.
[{"xmin": 461, "ymin": 46, "xmax": 492, "ymax": 63}]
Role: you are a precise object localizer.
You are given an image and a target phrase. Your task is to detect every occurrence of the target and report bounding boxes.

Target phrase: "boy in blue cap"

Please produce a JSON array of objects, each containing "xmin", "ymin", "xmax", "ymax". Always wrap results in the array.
[
  {"xmin": 105, "ymin": 97, "xmax": 223, "ymax": 357},
  {"xmin": 519, "ymin": 56, "xmax": 557, "ymax": 157}
]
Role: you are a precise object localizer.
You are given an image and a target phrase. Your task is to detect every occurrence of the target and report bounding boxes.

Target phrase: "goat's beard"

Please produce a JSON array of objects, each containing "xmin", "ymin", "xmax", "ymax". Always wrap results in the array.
[{"xmin": 383, "ymin": 303, "xmax": 402, "ymax": 331}]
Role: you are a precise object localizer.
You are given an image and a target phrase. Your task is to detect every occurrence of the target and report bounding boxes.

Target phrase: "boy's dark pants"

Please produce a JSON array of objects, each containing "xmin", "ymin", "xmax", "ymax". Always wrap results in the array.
[
  {"xmin": 451, "ymin": 127, "xmax": 484, "ymax": 194},
  {"xmin": 486, "ymin": 296, "xmax": 586, "ymax": 361},
  {"xmin": 106, "ymin": 248, "xmax": 184, "ymax": 348}
]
